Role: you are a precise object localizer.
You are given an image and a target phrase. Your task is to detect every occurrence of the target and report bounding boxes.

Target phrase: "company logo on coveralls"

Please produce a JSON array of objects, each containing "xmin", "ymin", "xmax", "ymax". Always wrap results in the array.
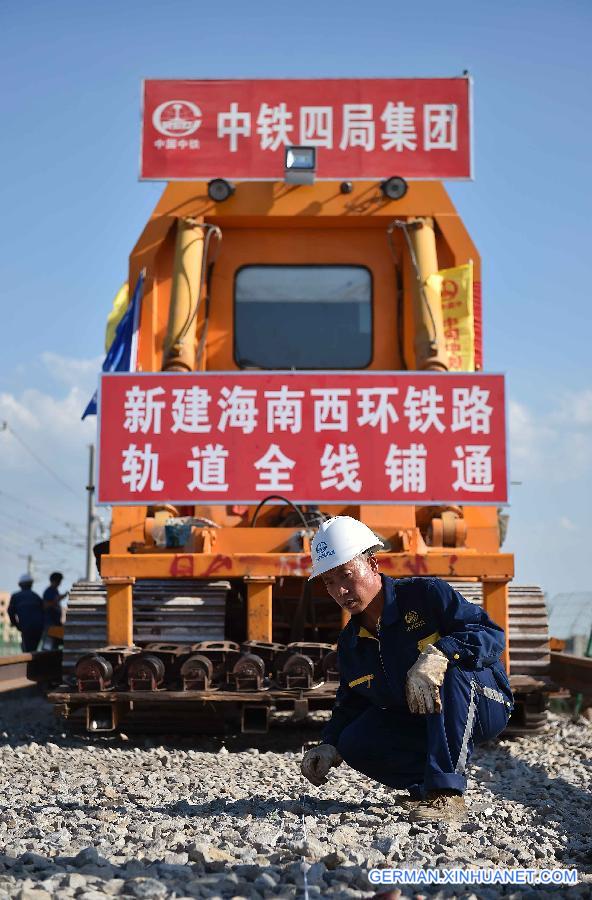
[
  {"xmin": 405, "ymin": 610, "xmax": 426, "ymax": 631},
  {"xmin": 315, "ymin": 541, "xmax": 335, "ymax": 562}
]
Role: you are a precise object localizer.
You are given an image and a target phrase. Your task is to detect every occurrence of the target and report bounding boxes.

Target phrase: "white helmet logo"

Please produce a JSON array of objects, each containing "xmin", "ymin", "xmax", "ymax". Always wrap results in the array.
[
  {"xmin": 314, "ymin": 540, "xmax": 335, "ymax": 562},
  {"xmin": 152, "ymin": 100, "xmax": 202, "ymax": 138}
]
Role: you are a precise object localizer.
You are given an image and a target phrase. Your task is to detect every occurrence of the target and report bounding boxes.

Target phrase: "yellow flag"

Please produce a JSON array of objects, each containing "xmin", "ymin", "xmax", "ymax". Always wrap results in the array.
[
  {"xmin": 104, "ymin": 283, "xmax": 129, "ymax": 352},
  {"xmin": 438, "ymin": 262, "xmax": 474, "ymax": 371}
]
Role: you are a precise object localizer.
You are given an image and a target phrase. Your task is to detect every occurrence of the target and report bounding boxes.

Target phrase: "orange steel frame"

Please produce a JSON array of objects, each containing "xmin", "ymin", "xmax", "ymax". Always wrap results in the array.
[{"xmin": 102, "ymin": 180, "xmax": 512, "ymax": 671}]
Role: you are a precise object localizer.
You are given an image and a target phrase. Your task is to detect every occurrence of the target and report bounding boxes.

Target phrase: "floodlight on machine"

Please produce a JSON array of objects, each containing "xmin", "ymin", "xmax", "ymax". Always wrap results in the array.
[
  {"xmin": 284, "ymin": 146, "xmax": 316, "ymax": 185},
  {"xmin": 380, "ymin": 176, "xmax": 408, "ymax": 201},
  {"xmin": 207, "ymin": 178, "xmax": 235, "ymax": 202}
]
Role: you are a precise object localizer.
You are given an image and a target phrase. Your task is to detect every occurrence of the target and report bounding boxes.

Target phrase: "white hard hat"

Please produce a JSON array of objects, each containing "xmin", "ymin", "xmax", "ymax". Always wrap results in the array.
[
  {"xmin": 308, "ymin": 516, "xmax": 384, "ymax": 580},
  {"xmin": 18, "ymin": 573, "xmax": 33, "ymax": 585}
]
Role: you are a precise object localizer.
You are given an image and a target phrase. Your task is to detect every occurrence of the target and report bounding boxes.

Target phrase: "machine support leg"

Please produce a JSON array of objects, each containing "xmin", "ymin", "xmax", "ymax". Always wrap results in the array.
[
  {"xmin": 104, "ymin": 577, "xmax": 135, "ymax": 646},
  {"xmin": 245, "ymin": 577, "xmax": 275, "ymax": 642},
  {"xmin": 482, "ymin": 579, "xmax": 510, "ymax": 673}
]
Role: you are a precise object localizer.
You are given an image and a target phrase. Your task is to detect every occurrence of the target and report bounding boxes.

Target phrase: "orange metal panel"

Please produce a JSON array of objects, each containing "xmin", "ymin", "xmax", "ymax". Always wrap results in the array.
[
  {"xmin": 246, "ymin": 579, "xmax": 274, "ymax": 642},
  {"xmin": 463, "ymin": 507, "xmax": 500, "ymax": 553},
  {"xmin": 101, "ymin": 551, "xmax": 514, "ymax": 581},
  {"xmin": 105, "ymin": 579, "xmax": 134, "ymax": 646},
  {"xmin": 357, "ymin": 505, "xmax": 416, "ymax": 535},
  {"xmin": 482, "ymin": 580, "xmax": 510, "ymax": 672},
  {"xmin": 210, "ymin": 527, "xmax": 305, "ymax": 554},
  {"xmin": 110, "ymin": 507, "xmax": 147, "ymax": 554},
  {"xmin": 143, "ymin": 181, "xmax": 458, "ymax": 226}
]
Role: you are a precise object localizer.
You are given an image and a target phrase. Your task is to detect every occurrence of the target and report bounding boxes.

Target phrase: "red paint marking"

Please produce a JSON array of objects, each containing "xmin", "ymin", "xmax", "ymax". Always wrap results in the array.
[
  {"xmin": 202, "ymin": 555, "xmax": 233, "ymax": 578},
  {"xmin": 170, "ymin": 555, "xmax": 194, "ymax": 577},
  {"xmin": 404, "ymin": 555, "xmax": 429, "ymax": 576},
  {"xmin": 448, "ymin": 554, "xmax": 458, "ymax": 576},
  {"xmin": 284, "ymin": 555, "xmax": 311, "ymax": 574},
  {"xmin": 441, "ymin": 279, "xmax": 459, "ymax": 301}
]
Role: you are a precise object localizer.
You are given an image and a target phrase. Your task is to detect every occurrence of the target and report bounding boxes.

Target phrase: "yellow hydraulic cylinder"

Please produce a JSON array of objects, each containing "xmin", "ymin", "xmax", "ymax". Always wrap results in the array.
[
  {"xmin": 163, "ymin": 218, "xmax": 205, "ymax": 372},
  {"xmin": 407, "ymin": 217, "xmax": 448, "ymax": 371}
]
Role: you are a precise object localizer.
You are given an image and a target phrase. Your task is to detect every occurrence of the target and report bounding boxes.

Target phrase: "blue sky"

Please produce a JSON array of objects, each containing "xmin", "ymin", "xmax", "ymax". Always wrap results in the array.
[{"xmin": 0, "ymin": 0, "xmax": 590, "ymax": 601}]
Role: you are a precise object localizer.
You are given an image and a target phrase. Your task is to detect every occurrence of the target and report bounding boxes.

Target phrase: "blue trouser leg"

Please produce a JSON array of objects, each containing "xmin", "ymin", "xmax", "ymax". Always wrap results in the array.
[
  {"xmin": 423, "ymin": 666, "xmax": 512, "ymax": 793},
  {"xmin": 336, "ymin": 667, "xmax": 511, "ymax": 796},
  {"xmin": 336, "ymin": 706, "xmax": 427, "ymax": 796}
]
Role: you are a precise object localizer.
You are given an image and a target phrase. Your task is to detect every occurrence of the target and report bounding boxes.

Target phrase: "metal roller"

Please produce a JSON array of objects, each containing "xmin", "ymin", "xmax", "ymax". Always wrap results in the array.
[
  {"xmin": 230, "ymin": 653, "xmax": 266, "ymax": 691},
  {"xmin": 180, "ymin": 654, "xmax": 214, "ymax": 691},
  {"xmin": 321, "ymin": 650, "xmax": 340, "ymax": 683},
  {"xmin": 279, "ymin": 653, "xmax": 315, "ymax": 689},
  {"xmin": 75, "ymin": 654, "xmax": 114, "ymax": 692},
  {"xmin": 126, "ymin": 653, "xmax": 166, "ymax": 691}
]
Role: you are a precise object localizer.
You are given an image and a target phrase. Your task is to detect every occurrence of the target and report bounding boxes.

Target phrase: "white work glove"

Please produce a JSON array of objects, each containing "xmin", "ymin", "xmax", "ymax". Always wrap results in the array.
[
  {"xmin": 406, "ymin": 644, "xmax": 449, "ymax": 715},
  {"xmin": 301, "ymin": 743, "xmax": 343, "ymax": 786}
]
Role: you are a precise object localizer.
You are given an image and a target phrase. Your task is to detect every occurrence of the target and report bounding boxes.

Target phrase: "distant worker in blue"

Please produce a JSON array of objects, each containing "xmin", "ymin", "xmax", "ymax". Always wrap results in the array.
[
  {"xmin": 301, "ymin": 516, "xmax": 513, "ymax": 822},
  {"xmin": 42, "ymin": 571, "xmax": 67, "ymax": 649},
  {"xmin": 8, "ymin": 574, "xmax": 45, "ymax": 652}
]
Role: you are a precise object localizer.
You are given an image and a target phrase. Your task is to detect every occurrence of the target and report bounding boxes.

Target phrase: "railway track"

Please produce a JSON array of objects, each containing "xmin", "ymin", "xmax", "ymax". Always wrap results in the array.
[
  {"xmin": 0, "ymin": 651, "xmax": 62, "ymax": 694},
  {"xmin": 0, "ymin": 654, "xmax": 33, "ymax": 693}
]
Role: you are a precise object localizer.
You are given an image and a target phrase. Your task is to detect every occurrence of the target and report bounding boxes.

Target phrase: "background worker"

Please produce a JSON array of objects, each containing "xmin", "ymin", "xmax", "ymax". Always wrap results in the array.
[
  {"xmin": 42, "ymin": 571, "xmax": 67, "ymax": 649},
  {"xmin": 8, "ymin": 574, "xmax": 44, "ymax": 652},
  {"xmin": 301, "ymin": 516, "xmax": 513, "ymax": 823}
]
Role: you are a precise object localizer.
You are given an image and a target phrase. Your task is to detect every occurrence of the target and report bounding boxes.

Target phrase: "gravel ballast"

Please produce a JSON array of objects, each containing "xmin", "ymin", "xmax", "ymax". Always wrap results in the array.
[{"xmin": 0, "ymin": 693, "xmax": 590, "ymax": 899}]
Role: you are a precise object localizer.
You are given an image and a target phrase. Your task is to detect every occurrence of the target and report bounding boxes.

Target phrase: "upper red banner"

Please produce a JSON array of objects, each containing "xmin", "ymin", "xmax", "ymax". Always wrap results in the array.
[
  {"xmin": 140, "ymin": 78, "xmax": 472, "ymax": 181},
  {"xmin": 97, "ymin": 372, "xmax": 506, "ymax": 505}
]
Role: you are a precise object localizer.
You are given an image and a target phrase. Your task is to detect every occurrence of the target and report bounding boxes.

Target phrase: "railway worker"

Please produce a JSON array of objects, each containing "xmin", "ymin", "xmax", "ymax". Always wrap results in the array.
[
  {"xmin": 41, "ymin": 571, "xmax": 67, "ymax": 649},
  {"xmin": 8, "ymin": 574, "xmax": 45, "ymax": 652},
  {"xmin": 301, "ymin": 516, "xmax": 513, "ymax": 823}
]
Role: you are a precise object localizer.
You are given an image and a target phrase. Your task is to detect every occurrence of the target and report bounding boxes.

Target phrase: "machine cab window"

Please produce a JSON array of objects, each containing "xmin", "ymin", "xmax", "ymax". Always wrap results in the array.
[{"xmin": 234, "ymin": 264, "xmax": 372, "ymax": 369}]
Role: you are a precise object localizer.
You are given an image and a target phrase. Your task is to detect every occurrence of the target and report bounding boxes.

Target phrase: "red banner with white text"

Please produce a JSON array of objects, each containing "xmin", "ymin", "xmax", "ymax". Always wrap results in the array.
[
  {"xmin": 140, "ymin": 78, "xmax": 472, "ymax": 181},
  {"xmin": 97, "ymin": 373, "xmax": 506, "ymax": 505}
]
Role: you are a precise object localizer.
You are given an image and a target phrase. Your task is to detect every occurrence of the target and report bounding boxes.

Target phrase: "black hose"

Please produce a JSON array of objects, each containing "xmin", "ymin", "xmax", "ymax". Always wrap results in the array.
[{"xmin": 250, "ymin": 495, "xmax": 310, "ymax": 530}]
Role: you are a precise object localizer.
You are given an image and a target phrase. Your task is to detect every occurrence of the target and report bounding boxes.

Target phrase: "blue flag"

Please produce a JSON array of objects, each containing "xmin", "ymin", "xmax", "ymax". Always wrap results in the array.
[{"xmin": 82, "ymin": 271, "xmax": 145, "ymax": 419}]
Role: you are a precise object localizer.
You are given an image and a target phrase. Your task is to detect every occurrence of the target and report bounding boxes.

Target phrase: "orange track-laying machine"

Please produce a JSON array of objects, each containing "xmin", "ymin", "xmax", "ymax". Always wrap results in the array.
[{"xmin": 51, "ymin": 176, "xmax": 550, "ymax": 735}]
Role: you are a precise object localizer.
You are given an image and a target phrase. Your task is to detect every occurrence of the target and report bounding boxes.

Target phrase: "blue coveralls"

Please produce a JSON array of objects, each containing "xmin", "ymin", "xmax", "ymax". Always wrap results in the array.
[
  {"xmin": 322, "ymin": 576, "xmax": 513, "ymax": 796},
  {"xmin": 8, "ymin": 589, "xmax": 44, "ymax": 652}
]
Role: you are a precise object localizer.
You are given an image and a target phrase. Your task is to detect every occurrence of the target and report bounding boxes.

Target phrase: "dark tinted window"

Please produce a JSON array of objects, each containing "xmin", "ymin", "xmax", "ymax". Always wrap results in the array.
[{"xmin": 234, "ymin": 265, "xmax": 372, "ymax": 369}]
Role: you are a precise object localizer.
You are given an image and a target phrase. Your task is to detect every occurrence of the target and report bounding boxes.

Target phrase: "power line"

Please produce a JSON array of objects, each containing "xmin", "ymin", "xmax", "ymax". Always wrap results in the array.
[
  {"xmin": 0, "ymin": 510, "xmax": 84, "ymax": 550},
  {"xmin": 0, "ymin": 534, "xmax": 30, "ymax": 552},
  {"xmin": 0, "ymin": 488, "xmax": 85, "ymax": 534},
  {"xmin": 1, "ymin": 422, "xmax": 79, "ymax": 497},
  {"xmin": 0, "ymin": 510, "xmax": 84, "ymax": 549},
  {"xmin": 0, "ymin": 505, "xmax": 53, "ymax": 536}
]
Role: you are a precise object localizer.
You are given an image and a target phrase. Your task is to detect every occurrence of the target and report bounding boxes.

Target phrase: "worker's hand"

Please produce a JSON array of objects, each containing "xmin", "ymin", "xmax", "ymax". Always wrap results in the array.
[
  {"xmin": 406, "ymin": 644, "xmax": 449, "ymax": 715},
  {"xmin": 301, "ymin": 743, "xmax": 343, "ymax": 786}
]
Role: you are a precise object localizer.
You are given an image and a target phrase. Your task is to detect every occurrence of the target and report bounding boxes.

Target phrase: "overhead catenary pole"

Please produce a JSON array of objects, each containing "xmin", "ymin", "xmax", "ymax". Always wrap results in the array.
[
  {"xmin": 17, "ymin": 552, "xmax": 35, "ymax": 579},
  {"xmin": 85, "ymin": 444, "xmax": 95, "ymax": 582}
]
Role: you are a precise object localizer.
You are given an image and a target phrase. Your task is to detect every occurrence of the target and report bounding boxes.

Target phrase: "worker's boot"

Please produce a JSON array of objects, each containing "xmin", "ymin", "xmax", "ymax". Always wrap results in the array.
[
  {"xmin": 385, "ymin": 788, "xmax": 422, "ymax": 809},
  {"xmin": 408, "ymin": 789, "xmax": 468, "ymax": 823}
]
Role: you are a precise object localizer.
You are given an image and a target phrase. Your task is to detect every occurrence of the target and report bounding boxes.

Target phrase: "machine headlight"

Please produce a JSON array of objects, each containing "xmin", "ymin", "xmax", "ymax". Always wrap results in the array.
[
  {"xmin": 284, "ymin": 146, "xmax": 316, "ymax": 185},
  {"xmin": 207, "ymin": 178, "xmax": 235, "ymax": 202},
  {"xmin": 380, "ymin": 176, "xmax": 408, "ymax": 201}
]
